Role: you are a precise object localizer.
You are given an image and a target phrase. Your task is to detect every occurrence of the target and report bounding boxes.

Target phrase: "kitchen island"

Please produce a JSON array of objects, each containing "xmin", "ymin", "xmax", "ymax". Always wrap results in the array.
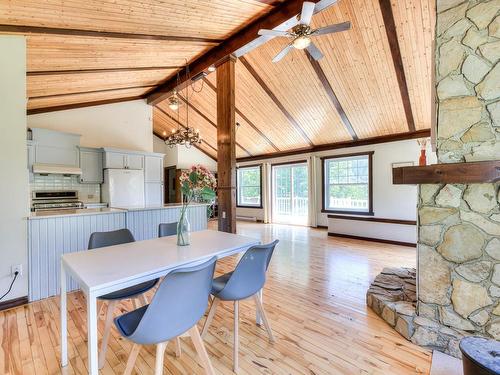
[{"xmin": 27, "ymin": 204, "xmax": 210, "ymax": 301}]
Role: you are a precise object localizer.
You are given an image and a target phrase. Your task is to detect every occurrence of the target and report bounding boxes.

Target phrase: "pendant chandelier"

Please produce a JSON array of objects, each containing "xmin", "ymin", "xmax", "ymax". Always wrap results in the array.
[{"xmin": 164, "ymin": 64, "xmax": 202, "ymax": 148}]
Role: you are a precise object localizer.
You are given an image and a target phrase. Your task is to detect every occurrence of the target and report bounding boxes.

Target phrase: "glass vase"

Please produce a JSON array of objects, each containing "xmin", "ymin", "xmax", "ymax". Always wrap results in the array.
[{"xmin": 177, "ymin": 208, "xmax": 191, "ymax": 246}]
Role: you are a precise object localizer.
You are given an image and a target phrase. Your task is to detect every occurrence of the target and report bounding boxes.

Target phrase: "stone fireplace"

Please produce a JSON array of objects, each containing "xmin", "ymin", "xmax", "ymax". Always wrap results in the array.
[{"xmin": 368, "ymin": 0, "xmax": 499, "ymax": 358}]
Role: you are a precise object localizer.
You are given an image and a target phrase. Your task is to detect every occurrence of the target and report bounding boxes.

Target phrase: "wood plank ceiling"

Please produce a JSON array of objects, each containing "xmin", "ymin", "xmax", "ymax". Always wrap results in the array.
[{"xmin": 1, "ymin": 0, "xmax": 434, "ymax": 160}]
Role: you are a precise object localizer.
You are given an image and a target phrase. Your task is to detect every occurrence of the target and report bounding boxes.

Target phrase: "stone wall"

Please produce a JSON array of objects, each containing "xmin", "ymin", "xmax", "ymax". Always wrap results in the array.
[{"xmin": 414, "ymin": 0, "xmax": 500, "ymax": 357}]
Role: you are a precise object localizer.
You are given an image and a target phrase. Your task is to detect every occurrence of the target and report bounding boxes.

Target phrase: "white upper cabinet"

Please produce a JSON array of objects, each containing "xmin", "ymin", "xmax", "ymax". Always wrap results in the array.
[
  {"xmin": 102, "ymin": 149, "xmax": 145, "ymax": 170},
  {"xmin": 126, "ymin": 154, "xmax": 145, "ymax": 170},
  {"xmin": 31, "ymin": 128, "xmax": 81, "ymax": 167},
  {"xmin": 79, "ymin": 147, "xmax": 103, "ymax": 184},
  {"xmin": 145, "ymin": 155, "xmax": 163, "ymax": 182},
  {"xmin": 103, "ymin": 152, "xmax": 126, "ymax": 169}
]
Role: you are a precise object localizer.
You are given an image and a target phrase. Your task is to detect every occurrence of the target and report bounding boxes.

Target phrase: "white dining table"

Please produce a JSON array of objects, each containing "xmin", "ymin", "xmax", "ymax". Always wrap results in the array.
[{"xmin": 60, "ymin": 229, "xmax": 260, "ymax": 375}]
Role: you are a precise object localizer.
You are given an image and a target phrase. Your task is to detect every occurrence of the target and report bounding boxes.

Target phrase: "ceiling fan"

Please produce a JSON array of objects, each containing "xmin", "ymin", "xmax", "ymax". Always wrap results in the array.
[{"xmin": 257, "ymin": 1, "xmax": 351, "ymax": 62}]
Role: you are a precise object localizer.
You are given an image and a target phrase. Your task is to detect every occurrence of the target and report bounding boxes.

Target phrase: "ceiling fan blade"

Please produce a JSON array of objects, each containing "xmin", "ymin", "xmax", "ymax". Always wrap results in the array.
[
  {"xmin": 313, "ymin": 21, "xmax": 351, "ymax": 36},
  {"xmin": 272, "ymin": 44, "xmax": 294, "ymax": 63},
  {"xmin": 300, "ymin": 2, "xmax": 315, "ymax": 25},
  {"xmin": 306, "ymin": 42, "xmax": 324, "ymax": 60},
  {"xmin": 258, "ymin": 29, "xmax": 289, "ymax": 37}
]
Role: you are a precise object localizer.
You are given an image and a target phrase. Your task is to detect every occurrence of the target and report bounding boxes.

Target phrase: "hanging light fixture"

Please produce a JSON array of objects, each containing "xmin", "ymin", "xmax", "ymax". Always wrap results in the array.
[
  {"xmin": 167, "ymin": 89, "xmax": 180, "ymax": 111},
  {"xmin": 165, "ymin": 64, "xmax": 202, "ymax": 148}
]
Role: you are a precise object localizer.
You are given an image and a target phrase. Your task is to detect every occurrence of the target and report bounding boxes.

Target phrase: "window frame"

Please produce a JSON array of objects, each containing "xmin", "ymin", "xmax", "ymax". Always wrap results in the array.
[
  {"xmin": 236, "ymin": 164, "xmax": 263, "ymax": 209},
  {"xmin": 321, "ymin": 151, "xmax": 374, "ymax": 216}
]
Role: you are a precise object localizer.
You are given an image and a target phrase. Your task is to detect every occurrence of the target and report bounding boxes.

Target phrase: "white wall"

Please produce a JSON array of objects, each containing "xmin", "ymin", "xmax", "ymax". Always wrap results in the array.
[
  {"xmin": 153, "ymin": 135, "xmax": 217, "ymax": 171},
  {"xmin": 27, "ymin": 99, "xmax": 153, "ymax": 152},
  {"xmin": 0, "ymin": 36, "xmax": 30, "ymax": 301},
  {"xmin": 237, "ymin": 138, "xmax": 436, "ymax": 241}
]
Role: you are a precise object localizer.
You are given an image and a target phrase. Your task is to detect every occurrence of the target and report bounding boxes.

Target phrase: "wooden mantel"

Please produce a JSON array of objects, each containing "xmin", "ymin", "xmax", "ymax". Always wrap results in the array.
[{"xmin": 393, "ymin": 160, "xmax": 500, "ymax": 184}]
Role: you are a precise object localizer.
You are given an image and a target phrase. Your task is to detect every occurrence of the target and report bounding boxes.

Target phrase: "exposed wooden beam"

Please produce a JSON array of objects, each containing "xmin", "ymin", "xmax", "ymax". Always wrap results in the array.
[
  {"xmin": 0, "ymin": 24, "xmax": 222, "ymax": 44},
  {"xmin": 202, "ymin": 77, "xmax": 280, "ymax": 152},
  {"xmin": 154, "ymin": 105, "xmax": 218, "ymax": 160},
  {"xmin": 378, "ymin": 0, "xmax": 416, "ymax": 133},
  {"xmin": 239, "ymin": 56, "xmax": 314, "ymax": 147},
  {"xmin": 28, "ymin": 85, "xmax": 156, "ymax": 100},
  {"xmin": 27, "ymin": 96, "xmax": 144, "ymax": 115},
  {"xmin": 306, "ymin": 51, "xmax": 358, "ymax": 141},
  {"xmin": 252, "ymin": 0, "xmax": 284, "ymax": 5},
  {"xmin": 147, "ymin": 0, "xmax": 335, "ymax": 105},
  {"xmin": 177, "ymin": 94, "xmax": 252, "ymax": 157},
  {"xmin": 236, "ymin": 129, "xmax": 430, "ymax": 163},
  {"xmin": 216, "ymin": 56, "xmax": 237, "ymax": 233},
  {"xmin": 27, "ymin": 66, "xmax": 182, "ymax": 76}
]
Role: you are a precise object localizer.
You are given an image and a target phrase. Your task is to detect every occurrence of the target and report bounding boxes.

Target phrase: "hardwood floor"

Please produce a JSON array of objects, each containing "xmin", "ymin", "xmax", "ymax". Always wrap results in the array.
[{"xmin": 0, "ymin": 222, "xmax": 431, "ymax": 374}]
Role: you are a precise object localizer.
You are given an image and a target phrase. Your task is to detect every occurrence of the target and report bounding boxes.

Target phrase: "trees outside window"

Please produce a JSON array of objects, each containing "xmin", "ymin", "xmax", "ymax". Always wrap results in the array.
[
  {"xmin": 237, "ymin": 165, "xmax": 262, "ymax": 208},
  {"xmin": 322, "ymin": 152, "xmax": 373, "ymax": 215}
]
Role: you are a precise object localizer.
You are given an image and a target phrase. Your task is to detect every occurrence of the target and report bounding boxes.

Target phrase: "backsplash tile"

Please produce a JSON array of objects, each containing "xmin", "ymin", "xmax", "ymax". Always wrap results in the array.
[{"xmin": 31, "ymin": 175, "xmax": 100, "ymax": 203}]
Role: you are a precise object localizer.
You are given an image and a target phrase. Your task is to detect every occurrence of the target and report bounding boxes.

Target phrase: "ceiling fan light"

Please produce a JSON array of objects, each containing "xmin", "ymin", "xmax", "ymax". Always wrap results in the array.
[{"xmin": 293, "ymin": 35, "xmax": 311, "ymax": 50}]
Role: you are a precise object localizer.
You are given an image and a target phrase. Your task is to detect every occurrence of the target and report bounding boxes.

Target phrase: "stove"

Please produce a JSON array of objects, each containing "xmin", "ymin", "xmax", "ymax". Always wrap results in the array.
[{"xmin": 31, "ymin": 190, "xmax": 84, "ymax": 211}]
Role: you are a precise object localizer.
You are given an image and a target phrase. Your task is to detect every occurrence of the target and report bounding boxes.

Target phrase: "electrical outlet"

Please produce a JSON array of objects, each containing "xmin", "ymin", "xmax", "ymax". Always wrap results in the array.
[
  {"xmin": 222, "ymin": 211, "xmax": 226, "ymax": 219},
  {"xmin": 11, "ymin": 264, "xmax": 22, "ymax": 277}
]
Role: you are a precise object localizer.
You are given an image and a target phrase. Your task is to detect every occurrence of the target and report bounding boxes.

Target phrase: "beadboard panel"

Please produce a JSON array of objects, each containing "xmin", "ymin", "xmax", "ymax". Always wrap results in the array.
[
  {"xmin": 126, "ymin": 205, "xmax": 208, "ymax": 241},
  {"xmin": 28, "ymin": 212, "xmax": 126, "ymax": 301}
]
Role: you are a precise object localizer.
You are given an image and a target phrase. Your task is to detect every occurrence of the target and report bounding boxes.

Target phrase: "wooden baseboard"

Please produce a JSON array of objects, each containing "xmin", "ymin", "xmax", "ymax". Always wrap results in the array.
[
  {"xmin": 316, "ymin": 225, "xmax": 328, "ymax": 229},
  {"xmin": 328, "ymin": 232, "xmax": 416, "ymax": 247},
  {"xmin": 0, "ymin": 296, "xmax": 28, "ymax": 311}
]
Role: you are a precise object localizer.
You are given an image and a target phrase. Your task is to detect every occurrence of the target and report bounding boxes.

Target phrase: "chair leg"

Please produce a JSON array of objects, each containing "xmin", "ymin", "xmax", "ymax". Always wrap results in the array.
[
  {"xmin": 99, "ymin": 300, "xmax": 117, "ymax": 369},
  {"xmin": 174, "ymin": 337, "xmax": 182, "ymax": 357},
  {"xmin": 188, "ymin": 325, "xmax": 215, "ymax": 375},
  {"xmin": 154, "ymin": 342, "xmax": 167, "ymax": 375},
  {"xmin": 201, "ymin": 297, "xmax": 219, "ymax": 338},
  {"xmin": 234, "ymin": 300, "xmax": 239, "ymax": 373},
  {"xmin": 132, "ymin": 298, "xmax": 140, "ymax": 309},
  {"xmin": 139, "ymin": 293, "xmax": 148, "ymax": 306},
  {"xmin": 123, "ymin": 343, "xmax": 141, "ymax": 375},
  {"xmin": 253, "ymin": 294, "xmax": 276, "ymax": 343}
]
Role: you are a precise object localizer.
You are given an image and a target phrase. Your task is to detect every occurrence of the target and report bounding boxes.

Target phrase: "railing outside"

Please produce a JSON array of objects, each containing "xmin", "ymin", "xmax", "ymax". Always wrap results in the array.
[
  {"xmin": 329, "ymin": 198, "xmax": 368, "ymax": 209},
  {"xmin": 275, "ymin": 196, "xmax": 308, "ymax": 216}
]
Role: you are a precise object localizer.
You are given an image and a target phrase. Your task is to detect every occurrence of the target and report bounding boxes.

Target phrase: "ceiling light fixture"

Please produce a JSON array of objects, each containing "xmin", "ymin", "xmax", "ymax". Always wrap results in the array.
[
  {"xmin": 165, "ymin": 65, "xmax": 202, "ymax": 149},
  {"xmin": 292, "ymin": 35, "xmax": 311, "ymax": 50},
  {"xmin": 207, "ymin": 65, "xmax": 216, "ymax": 72}
]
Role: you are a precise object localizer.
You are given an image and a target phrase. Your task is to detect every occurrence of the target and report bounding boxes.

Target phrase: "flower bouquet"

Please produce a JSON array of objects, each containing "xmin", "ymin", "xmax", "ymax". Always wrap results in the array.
[{"xmin": 177, "ymin": 165, "xmax": 216, "ymax": 245}]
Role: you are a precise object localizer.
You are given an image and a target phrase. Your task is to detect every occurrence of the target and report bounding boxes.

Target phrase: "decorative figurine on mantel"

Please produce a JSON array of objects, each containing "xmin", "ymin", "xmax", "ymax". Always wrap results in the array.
[
  {"xmin": 177, "ymin": 165, "xmax": 216, "ymax": 246},
  {"xmin": 417, "ymin": 138, "xmax": 429, "ymax": 166}
]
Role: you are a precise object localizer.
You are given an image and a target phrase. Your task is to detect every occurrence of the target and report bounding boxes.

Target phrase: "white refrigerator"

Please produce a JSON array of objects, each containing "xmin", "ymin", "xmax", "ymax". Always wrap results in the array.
[{"xmin": 101, "ymin": 169, "xmax": 145, "ymax": 208}]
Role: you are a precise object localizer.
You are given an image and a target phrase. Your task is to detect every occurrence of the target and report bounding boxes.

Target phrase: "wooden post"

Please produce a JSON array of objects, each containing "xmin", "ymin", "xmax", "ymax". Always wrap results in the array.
[{"xmin": 216, "ymin": 55, "xmax": 237, "ymax": 233}]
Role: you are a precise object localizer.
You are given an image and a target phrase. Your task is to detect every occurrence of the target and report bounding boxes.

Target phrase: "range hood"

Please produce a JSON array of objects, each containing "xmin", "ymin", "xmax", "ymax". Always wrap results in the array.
[{"xmin": 32, "ymin": 163, "xmax": 82, "ymax": 175}]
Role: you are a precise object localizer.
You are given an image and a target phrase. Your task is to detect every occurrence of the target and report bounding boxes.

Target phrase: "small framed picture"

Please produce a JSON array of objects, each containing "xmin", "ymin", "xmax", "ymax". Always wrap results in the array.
[{"xmin": 392, "ymin": 161, "xmax": 414, "ymax": 168}]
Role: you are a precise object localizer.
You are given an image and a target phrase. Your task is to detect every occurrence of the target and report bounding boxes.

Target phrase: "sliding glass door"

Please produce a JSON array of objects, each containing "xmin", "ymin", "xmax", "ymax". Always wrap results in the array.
[{"xmin": 272, "ymin": 162, "xmax": 308, "ymax": 225}]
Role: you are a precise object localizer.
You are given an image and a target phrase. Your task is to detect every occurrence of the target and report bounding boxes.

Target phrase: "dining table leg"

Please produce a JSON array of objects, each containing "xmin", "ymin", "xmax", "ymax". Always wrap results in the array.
[
  {"xmin": 87, "ymin": 291, "xmax": 99, "ymax": 374},
  {"xmin": 256, "ymin": 289, "xmax": 263, "ymax": 326},
  {"xmin": 60, "ymin": 262, "xmax": 68, "ymax": 367}
]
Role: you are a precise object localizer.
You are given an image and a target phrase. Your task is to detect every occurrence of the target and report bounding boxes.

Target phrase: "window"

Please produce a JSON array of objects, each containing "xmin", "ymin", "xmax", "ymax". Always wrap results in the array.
[
  {"xmin": 237, "ymin": 165, "xmax": 262, "ymax": 208},
  {"xmin": 322, "ymin": 152, "xmax": 373, "ymax": 215}
]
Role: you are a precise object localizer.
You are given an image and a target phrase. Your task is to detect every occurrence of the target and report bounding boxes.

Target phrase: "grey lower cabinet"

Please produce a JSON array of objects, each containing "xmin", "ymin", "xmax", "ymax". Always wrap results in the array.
[
  {"xmin": 79, "ymin": 147, "xmax": 103, "ymax": 183},
  {"xmin": 27, "ymin": 206, "xmax": 208, "ymax": 301}
]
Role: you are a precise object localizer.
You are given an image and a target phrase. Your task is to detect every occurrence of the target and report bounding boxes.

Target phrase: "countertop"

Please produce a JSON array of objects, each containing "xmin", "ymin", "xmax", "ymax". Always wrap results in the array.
[
  {"xmin": 28, "ymin": 203, "xmax": 209, "ymax": 219},
  {"xmin": 117, "ymin": 203, "xmax": 210, "ymax": 211},
  {"xmin": 28, "ymin": 208, "xmax": 125, "ymax": 219}
]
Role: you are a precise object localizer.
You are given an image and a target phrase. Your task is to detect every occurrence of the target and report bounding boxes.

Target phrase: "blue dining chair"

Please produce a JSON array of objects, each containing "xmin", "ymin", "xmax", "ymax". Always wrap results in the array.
[
  {"xmin": 158, "ymin": 222, "xmax": 177, "ymax": 238},
  {"xmin": 158, "ymin": 221, "xmax": 182, "ymax": 357},
  {"xmin": 88, "ymin": 229, "xmax": 160, "ymax": 369},
  {"xmin": 114, "ymin": 257, "xmax": 217, "ymax": 375},
  {"xmin": 201, "ymin": 240, "xmax": 279, "ymax": 372}
]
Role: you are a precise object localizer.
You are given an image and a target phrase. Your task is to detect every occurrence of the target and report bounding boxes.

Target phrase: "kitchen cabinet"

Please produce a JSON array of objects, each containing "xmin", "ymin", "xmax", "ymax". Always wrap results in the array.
[
  {"xmin": 145, "ymin": 155, "xmax": 163, "ymax": 182},
  {"xmin": 27, "ymin": 140, "xmax": 35, "ymax": 182},
  {"xmin": 145, "ymin": 182, "xmax": 163, "ymax": 206},
  {"xmin": 31, "ymin": 128, "xmax": 80, "ymax": 167},
  {"xmin": 103, "ymin": 149, "xmax": 144, "ymax": 170},
  {"xmin": 79, "ymin": 147, "xmax": 103, "ymax": 184}
]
